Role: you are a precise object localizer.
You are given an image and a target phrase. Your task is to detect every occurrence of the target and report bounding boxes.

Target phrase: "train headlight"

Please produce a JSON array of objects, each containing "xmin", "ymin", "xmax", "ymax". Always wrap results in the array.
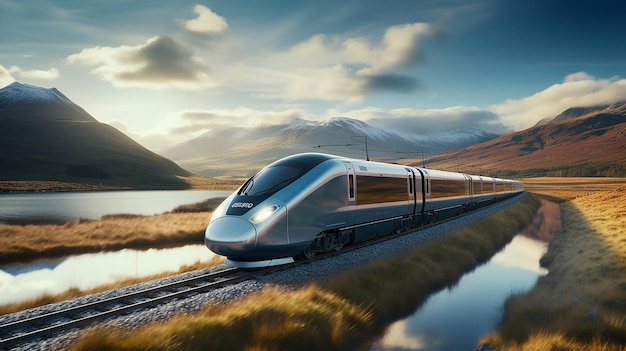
[
  {"xmin": 251, "ymin": 205, "xmax": 279, "ymax": 223},
  {"xmin": 209, "ymin": 201, "xmax": 228, "ymax": 223}
]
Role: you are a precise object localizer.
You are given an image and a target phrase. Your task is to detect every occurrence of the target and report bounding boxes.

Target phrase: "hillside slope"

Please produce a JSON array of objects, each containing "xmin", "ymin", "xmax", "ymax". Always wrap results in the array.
[
  {"xmin": 0, "ymin": 82, "xmax": 193, "ymax": 188},
  {"xmin": 424, "ymin": 103, "xmax": 626, "ymax": 176}
]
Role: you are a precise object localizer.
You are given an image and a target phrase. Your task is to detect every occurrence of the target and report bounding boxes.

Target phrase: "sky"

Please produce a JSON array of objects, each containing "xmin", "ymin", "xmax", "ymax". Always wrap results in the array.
[{"xmin": 1, "ymin": 0, "xmax": 626, "ymax": 151}]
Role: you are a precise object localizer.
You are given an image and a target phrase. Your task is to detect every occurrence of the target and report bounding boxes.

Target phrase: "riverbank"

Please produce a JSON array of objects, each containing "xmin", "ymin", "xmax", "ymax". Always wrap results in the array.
[
  {"xmin": 0, "ymin": 198, "xmax": 224, "ymax": 264},
  {"xmin": 0, "ymin": 176, "xmax": 240, "ymax": 193},
  {"xmin": 65, "ymin": 194, "xmax": 539, "ymax": 351},
  {"xmin": 480, "ymin": 178, "xmax": 626, "ymax": 350}
]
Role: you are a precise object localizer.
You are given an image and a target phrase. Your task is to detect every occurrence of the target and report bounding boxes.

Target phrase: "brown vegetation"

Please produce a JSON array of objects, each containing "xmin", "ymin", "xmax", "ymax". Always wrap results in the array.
[
  {"xmin": 0, "ymin": 198, "xmax": 225, "ymax": 264},
  {"xmin": 481, "ymin": 179, "xmax": 626, "ymax": 350},
  {"xmin": 521, "ymin": 177, "xmax": 626, "ymax": 201},
  {"xmin": 0, "ymin": 176, "xmax": 239, "ymax": 193},
  {"xmin": 67, "ymin": 194, "xmax": 539, "ymax": 351},
  {"xmin": 422, "ymin": 109, "xmax": 626, "ymax": 177}
]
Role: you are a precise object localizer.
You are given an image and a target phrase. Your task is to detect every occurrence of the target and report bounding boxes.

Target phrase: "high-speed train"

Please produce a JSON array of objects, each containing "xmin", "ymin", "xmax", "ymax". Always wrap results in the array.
[{"xmin": 205, "ymin": 153, "xmax": 523, "ymax": 268}]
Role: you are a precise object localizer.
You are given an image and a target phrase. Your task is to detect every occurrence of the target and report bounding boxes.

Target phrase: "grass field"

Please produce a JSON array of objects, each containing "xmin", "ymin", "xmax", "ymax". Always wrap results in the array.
[
  {"xmin": 0, "ymin": 198, "xmax": 227, "ymax": 314},
  {"xmin": 66, "ymin": 193, "xmax": 540, "ymax": 351},
  {"xmin": 0, "ymin": 198, "xmax": 225, "ymax": 264},
  {"xmin": 480, "ymin": 178, "xmax": 626, "ymax": 350},
  {"xmin": 4, "ymin": 177, "xmax": 625, "ymax": 350},
  {"xmin": 521, "ymin": 177, "xmax": 625, "ymax": 201}
]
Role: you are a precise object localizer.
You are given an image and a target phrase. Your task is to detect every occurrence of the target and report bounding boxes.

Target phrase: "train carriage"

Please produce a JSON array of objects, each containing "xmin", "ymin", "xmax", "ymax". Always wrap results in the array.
[{"xmin": 205, "ymin": 153, "xmax": 523, "ymax": 268}]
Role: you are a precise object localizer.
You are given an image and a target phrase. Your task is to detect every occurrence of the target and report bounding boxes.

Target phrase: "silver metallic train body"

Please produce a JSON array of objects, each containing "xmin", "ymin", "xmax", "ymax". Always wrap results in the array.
[{"xmin": 205, "ymin": 153, "xmax": 523, "ymax": 268}]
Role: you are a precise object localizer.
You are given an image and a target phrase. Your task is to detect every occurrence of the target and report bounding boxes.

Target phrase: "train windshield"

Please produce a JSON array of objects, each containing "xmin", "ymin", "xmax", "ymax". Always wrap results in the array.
[
  {"xmin": 237, "ymin": 153, "xmax": 335, "ymax": 198},
  {"xmin": 238, "ymin": 166, "xmax": 301, "ymax": 197}
]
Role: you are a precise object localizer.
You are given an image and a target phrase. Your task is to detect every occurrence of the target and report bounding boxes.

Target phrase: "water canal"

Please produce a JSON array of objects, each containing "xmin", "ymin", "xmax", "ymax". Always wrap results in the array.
[
  {"xmin": 1, "ymin": 195, "xmax": 560, "ymax": 347},
  {"xmin": 371, "ymin": 199, "xmax": 561, "ymax": 351}
]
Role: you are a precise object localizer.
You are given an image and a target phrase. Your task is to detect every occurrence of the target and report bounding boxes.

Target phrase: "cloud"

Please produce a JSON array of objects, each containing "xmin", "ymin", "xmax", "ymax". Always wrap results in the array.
[
  {"xmin": 286, "ymin": 23, "xmax": 436, "ymax": 72},
  {"xmin": 0, "ymin": 65, "xmax": 15, "ymax": 87},
  {"xmin": 66, "ymin": 36, "xmax": 216, "ymax": 91},
  {"xmin": 8, "ymin": 65, "xmax": 60, "ymax": 80},
  {"xmin": 260, "ymin": 65, "xmax": 371, "ymax": 104},
  {"xmin": 182, "ymin": 5, "xmax": 228, "ymax": 35},
  {"xmin": 341, "ymin": 106, "xmax": 508, "ymax": 135},
  {"xmin": 490, "ymin": 72, "xmax": 626, "ymax": 130},
  {"xmin": 258, "ymin": 22, "xmax": 437, "ymax": 103},
  {"xmin": 363, "ymin": 73, "xmax": 419, "ymax": 93},
  {"xmin": 170, "ymin": 107, "xmax": 305, "ymax": 136}
]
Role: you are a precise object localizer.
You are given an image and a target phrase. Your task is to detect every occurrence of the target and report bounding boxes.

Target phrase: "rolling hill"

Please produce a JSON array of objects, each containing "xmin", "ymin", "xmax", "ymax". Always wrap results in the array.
[
  {"xmin": 423, "ymin": 103, "xmax": 626, "ymax": 177},
  {"xmin": 162, "ymin": 117, "xmax": 498, "ymax": 177},
  {"xmin": 0, "ymin": 82, "xmax": 195, "ymax": 189}
]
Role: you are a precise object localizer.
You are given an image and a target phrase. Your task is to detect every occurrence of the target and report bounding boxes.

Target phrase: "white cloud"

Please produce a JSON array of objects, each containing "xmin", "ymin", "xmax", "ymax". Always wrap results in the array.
[
  {"xmin": 490, "ymin": 72, "xmax": 626, "ymax": 131},
  {"xmin": 259, "ymin": 65, "xmax": 370, "ymax": 104},
  {"xmin": 286, "ymin": 23, "xmax": 436, "ymax": 72},
  {"xmin": 336, "ymin": 105, "xmax": 507, "ymax": 134},
  {"xmin": 66, "ymin": 36, "xmax": 216, "ymax": 91},
  {"xmin": 0, "ymin": 65, "xmax": 15, "ymax": 87},
  {"xmin": 8, "ymin": 65, "xmax": 60, "ymax": 80},
  {"xmin": 182, "ymin": 5, "xmax": 228, "ymax": 35},
  {"xmin": 1, "ymin": 65, "xmax": 59, "ymax": 83},
  {"xmin": 257, "ymin": 22, "xmax": 436, "ymax": 103},
  {"xmin": 170, "ymin": 107, "xmax": 307, "ymax": 136}
]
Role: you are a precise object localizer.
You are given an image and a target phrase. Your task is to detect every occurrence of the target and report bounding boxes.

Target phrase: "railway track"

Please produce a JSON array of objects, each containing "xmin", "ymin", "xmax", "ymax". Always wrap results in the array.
[
  {"xmin": 0, "ymin": 266, "xmax": 276, "ymax": 350},
  {"xmin": 0, "ymin": 195, "xmax": 521, "ymax": 350}
]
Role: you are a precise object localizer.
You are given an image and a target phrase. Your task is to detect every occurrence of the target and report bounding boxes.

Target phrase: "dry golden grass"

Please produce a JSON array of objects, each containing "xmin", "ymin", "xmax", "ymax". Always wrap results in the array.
[
  {"xmin": 481, "ymin": 180, "xmax": 626, "ymax": 350},
  {"xmin": 0, "ymin": 212, "xmax": 213, "ymax": 263},
  {"xmin": 0, "ymin": 178, "xmax": 239, "ymax": 192},
  {"xmin": 68, "ymin": 286, "xmax": 373, "ymax": 351},
  {"xmin": 0, "ymin": 197, "xmax": 226, "ymax": 264},
  {"xmin": 67, "ymin": 194, "xmax": 540, "ymax": 351},
  {"xmin": 521, "ymin": 177, "xmax": 626, "ymax": 201}
]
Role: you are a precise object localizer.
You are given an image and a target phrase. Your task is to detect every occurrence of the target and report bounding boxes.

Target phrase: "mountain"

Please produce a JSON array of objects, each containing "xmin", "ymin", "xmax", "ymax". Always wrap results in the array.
[
  {"xmin": 423, "ymin": 103, "xmax": 626, "ymax": 177},
  {"xmin": 0, "ymin": 82, "xmax": 193, "ymax": 188},
  {"xmin": 162, "ymin": 117, "xmax": 498, "ymax": 177},
  {"xmin": 534, "ymin": 102, "xmax": 626, "ymax": 126}
]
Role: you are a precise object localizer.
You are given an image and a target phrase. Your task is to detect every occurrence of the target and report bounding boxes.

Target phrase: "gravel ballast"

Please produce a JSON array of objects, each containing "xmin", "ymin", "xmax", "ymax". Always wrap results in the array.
[{"xmin": 1, "ymin": 194, "xmax": 525, "ymax": 351}]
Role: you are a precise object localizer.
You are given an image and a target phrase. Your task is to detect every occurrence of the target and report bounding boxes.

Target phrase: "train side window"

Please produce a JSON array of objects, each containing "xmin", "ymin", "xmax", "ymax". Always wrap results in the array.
[{"xmin": 349, "ymin": 174, "xmax": 354, "ymax": 199}]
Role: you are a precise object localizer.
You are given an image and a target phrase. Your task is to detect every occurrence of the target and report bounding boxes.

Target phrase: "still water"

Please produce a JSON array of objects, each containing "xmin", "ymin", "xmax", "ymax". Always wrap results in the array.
[
  {"xmin": 0, "ymin": 190, "xmax": 233, "ymax": 224},
  {"xmin": 372, "ymin": 199, "xmax": 560, "ymax": 351},
  {"xmin": 0, "ymin": 245, "xmax": 214, "ymax": 304},
  {"xmin": 0, "ymin": 190, "xmax": 232, "ymax": 304}
]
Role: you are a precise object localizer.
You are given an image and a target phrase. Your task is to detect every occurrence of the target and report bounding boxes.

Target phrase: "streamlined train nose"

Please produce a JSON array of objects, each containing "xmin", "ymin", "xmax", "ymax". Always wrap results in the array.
[{"xmin": 205, "ymin": 217, "xmax": 257, "ymax": 256}]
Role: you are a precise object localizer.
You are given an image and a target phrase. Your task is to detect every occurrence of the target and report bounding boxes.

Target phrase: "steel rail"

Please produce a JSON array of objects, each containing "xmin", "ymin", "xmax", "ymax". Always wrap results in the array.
[{"xmin": 0, "ymin": 266, "xmax": 267, "ymax": 349}]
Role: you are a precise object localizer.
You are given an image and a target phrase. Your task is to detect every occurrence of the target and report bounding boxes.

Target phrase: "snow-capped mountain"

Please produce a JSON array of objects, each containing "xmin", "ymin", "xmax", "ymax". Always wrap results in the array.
[
  {"xmin": 0, "ymin": 82, "xmax": 191, "ymax": 187},
  {"xmin": 0, "ymin": 82, "xmax": 92, "ymax": 121},
  {"xmin": 162, "ymin": 116, "xmax": 498, "ymax": 177}
]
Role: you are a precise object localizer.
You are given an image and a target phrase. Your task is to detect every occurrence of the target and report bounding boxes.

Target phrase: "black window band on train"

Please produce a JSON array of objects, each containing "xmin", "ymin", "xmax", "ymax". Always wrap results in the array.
[
  {"xmin": 430, "ymin": 178, "xmax": 466, "ymax": 198},
  {"xmin": 356, "ymin": 175, "xmax": 408, "ymax": 205}
]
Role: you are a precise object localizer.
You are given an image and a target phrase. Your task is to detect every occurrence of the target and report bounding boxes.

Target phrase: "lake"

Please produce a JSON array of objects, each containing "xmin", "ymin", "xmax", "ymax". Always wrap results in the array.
[{"xmin": 0, "ymin": 190, "xmax": 233, "ymax": 224}]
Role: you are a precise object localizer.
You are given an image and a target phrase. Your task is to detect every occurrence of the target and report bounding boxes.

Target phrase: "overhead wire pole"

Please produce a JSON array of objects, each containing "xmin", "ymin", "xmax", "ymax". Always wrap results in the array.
[
  {"xmin": 350, "ymin": 136, "xmax": 369, "ymax": 161},
  {"xmin": 314, "ymin": 135, "xmax": 370, "ymax": 161}
]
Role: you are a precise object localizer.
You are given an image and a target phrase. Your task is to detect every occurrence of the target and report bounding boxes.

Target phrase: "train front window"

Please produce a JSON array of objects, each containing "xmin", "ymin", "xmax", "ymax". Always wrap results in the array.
[{"xmin": 238, "ymin": 166, "xmax": 301, "ymax": 197}]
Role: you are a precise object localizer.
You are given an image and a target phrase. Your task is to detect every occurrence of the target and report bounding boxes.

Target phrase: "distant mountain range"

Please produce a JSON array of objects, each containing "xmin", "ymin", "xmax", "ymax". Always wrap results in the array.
[
  {"xmin": 424, "ymin": 103, "xmax": 626, "ymax": 177},
  {"xmin": 0, "ymin": 82, "xmax": 193, "ymax": 189},
  {"xmin": 162, "ymin": 117, "xmax": 498, "ymax": 177},
  {"xmin": 2, "ymin": 82, "xmax": 624, "ymax": 188}
]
